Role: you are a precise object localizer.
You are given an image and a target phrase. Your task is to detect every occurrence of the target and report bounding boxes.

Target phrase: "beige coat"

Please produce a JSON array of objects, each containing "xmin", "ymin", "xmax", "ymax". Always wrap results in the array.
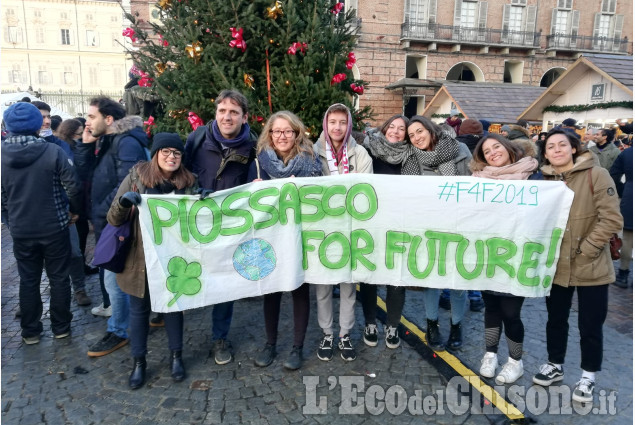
[
  {"xmin": 314, "ymin": 133, "xmax": 373, "ymax": 175},
  {"xmin": 106, "ymin": 166, "xmax": 197, "ymax": 298},
  {"xmin": 540, "ymin": 152, "xmax": 623, "ymax": 287}
]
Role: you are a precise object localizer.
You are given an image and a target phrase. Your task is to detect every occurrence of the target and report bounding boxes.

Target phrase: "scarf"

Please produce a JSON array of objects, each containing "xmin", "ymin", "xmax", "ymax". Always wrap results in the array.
[
  {"xmin": 3, "ymin": 134, "xmax": 44, "ymax": 146},
  {"xmin": 257, "ymin": 148, "xmax": 322, "ymax": 179},
  {"xmin": 326, "ymin": 138, "xmax": 349, "ymax": 174},
  {"xmin": 401, "ymin": 131, "xmax": 459, "ymax": 176},
  {"xmin": 363, "ymin": 128, "xmax": 409, "ymax": 165},
  {"xmin": 211, "ymin": 120, "xmax": 251, "ymax": 148},
  {"xmin": 472, "ymin": 156, "xmax": 538, "ymax": 180}
]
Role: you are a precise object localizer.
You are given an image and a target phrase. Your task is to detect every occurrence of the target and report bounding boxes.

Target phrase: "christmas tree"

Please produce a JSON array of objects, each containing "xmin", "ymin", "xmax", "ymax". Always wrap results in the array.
[{"xmin": 124, "ymin": 0, "xmax": 373, "ymax": 138}]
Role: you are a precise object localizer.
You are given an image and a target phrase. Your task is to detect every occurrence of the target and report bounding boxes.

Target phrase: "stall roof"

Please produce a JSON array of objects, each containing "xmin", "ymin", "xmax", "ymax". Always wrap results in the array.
[
  {"xmin": 518, "ymin": 54, "xmax": 633, "ymax": 121},
  {"xmin": 422, "ymin": 81, "xmax": 546, "ymax": 123}
]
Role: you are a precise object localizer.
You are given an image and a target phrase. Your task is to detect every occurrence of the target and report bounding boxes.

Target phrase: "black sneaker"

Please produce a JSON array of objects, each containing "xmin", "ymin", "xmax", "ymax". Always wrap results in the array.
[
  {"xmin": 363, "ymin": 324, "xmax": 378, "ymax": 347},
  {"xmin": 283, "ymin": 346, "xmax": 303, "ymax": 370},
  {"xmin": 254, "ymin": 343, "xmax": 276, "ymax": 367},
  {"xmin": 213, "ymin": 339, "xmax": 233, "ymax": 365},
  {"xmin": 338, "ymin": 334, "xmax": 357, "ymax": 361},
  {"xmin": 317, "ymin": 334, "xmax": 334, "ymax": 361},
  {"xmin": 385, "ymin": 325, "xmax": 400, "ymax": 349},
  {"xmin": 533, "ymin": 362, "xmax": 564, "ymax": 386},
  {"xmin": 87, "ymin": 332, "xmax": 128, "ymax": 357},
  {"xmin": 74, "ymin": 290, "xmax": 92, "ymax": 306},
  {"xmin": 572, "ymin": 377, "xmax": 595, "ymax": 403}
]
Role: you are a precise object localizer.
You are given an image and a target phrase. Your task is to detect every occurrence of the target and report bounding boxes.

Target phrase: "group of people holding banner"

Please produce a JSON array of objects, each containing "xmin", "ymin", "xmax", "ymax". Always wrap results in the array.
[
  {"xmin": 2, "ymin": 87, "xmax": 625, "ymax": 405},
  {"xmin": 107, "ymin": 89, "xmax": 623, "ymax": 403}
]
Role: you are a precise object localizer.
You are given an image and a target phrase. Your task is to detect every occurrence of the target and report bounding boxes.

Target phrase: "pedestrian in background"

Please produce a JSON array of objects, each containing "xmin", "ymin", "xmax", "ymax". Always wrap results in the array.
[{"xmin": 1, "ymin": 102, "xmax": 82, "ymax": 344}]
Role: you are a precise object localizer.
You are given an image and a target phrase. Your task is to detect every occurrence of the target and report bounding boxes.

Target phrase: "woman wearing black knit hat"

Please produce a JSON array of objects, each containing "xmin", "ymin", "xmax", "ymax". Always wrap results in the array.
[{"xmin": 106, "ymin": 132, "xmax": 198, "ymax": 389}]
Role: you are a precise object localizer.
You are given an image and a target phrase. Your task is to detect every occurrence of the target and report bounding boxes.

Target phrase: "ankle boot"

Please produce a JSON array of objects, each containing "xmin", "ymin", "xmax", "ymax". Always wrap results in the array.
[
  {"xmin": 129, "ymin": 356, "xmax": 147, "ymax": 389},
  {"xmin": 446, "ymin": 321, "xmax": 463, "ymax": 350},
  {"xmin": 170, "ymin": 350, "xmax": 186, "ymax": 382},
  {"xmin": 426, "ymin": 319, "xmax": 445, "ymax": 352},
  {"xmin": 614, "ymin": 269, "xmax": 630, "ymax": 288}
]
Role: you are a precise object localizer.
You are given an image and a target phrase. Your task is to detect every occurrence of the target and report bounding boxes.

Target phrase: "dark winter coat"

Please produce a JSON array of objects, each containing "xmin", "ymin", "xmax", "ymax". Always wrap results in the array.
[
  {"xmin": 456, "ymin": 134, "xmax": 481, "ymax": 153},
  {"xmin": 183, "ymin": 122, "xmax": 256, "ymax": 191},
  {"xmin": 107, "ymin": 166, "xmax": 198, "ymax": 298},
  {"xmin": 74, "ymin": 116, "xmax": 148, "ymax": 235},
  {"xmin": 610, "ymin": 147, "xmax": 632, "ymax": 230},
  {"xmin": 538, "ymin": 152, "xmax": 623, "ymax": 287},
  {"xmin": 44, "ymin": 134, "xmax": 74, "ymax": 160},
  {"xmin": 1, "ymin": 135, "xmax": 81, "ymax": 238}
]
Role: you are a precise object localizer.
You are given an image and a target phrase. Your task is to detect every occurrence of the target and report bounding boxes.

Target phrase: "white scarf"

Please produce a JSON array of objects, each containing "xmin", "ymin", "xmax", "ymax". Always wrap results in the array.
[{"xmin": 325, "ymin": 140, "xmax": 349, "ymax": 175}]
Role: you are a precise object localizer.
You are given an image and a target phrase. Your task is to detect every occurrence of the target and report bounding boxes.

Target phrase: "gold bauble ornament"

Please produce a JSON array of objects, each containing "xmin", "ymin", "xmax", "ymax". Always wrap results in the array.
[
  {"xmin": 243, "ymin": 73, "xmax": 255, "ymax": 90},
  {"xmin": 155, "ymin": 63, "xmax": 167, "ymax": 76},
  {"xmin": 159, "ymin": 0, "xmax": 171, "ymax": 9},
  {"xmin": 185, "ymin": 41, "xmax": 203, "ymax": 62},
  {"xmin": 266, "ymin": 0, "xmax": 283, "ymax": 19}
]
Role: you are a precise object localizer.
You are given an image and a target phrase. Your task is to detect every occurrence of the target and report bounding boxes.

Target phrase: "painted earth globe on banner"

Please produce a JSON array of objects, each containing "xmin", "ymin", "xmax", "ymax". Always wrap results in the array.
[{"xmin": 232, "ymin": 238, "xmax": 277, "ymax": 281}]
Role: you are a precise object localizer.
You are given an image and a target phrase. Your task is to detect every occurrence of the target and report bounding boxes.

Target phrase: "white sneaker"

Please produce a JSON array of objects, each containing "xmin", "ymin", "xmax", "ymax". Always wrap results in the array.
[
  {"xmin": 91, "ymin": 303, "xmax": 112, "ymax": 317},
  {"xmin": 572, "ymin": 377, "xmax": 595, "ymax": 403},
  {"xmin": 480, "ymin": 352, "xmax": 498, "ymax": 378},
  {"xmin": 495, "ymin": 358, "xmax": 524, "ymax": 385}
]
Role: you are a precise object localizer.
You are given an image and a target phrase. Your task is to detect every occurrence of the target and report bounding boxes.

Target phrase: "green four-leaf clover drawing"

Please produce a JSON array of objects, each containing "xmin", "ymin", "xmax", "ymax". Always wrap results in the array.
[{"xmin": 166, "ymin": 257, "xmax": 202, "ymax": 307}]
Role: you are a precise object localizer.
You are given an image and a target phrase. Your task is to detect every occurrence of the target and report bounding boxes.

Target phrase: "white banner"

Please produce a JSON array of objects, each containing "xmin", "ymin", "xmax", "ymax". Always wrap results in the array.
[{"xmin": 137, "ymin": 175, "xmax": 574, "ymax": 312}]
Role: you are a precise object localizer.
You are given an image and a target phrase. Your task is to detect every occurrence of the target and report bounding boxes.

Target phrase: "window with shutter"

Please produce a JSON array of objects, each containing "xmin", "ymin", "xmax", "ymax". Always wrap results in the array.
[
  {"xmin": 524, "ymin": 5, "xmax": 537, "ymax": 45},
  {"xmin": 557, "ymin": 0, "xmax": 573, "ymax": 9},
  {"xmin": 601, "ymin": 0, "xmax": 616, "ymax": 14}
]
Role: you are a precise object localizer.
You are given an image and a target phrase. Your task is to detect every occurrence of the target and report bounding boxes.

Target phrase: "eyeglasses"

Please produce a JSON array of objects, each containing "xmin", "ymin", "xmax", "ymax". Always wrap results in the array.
[
  {"xmin": 270, "ymin": 130, "xmax": 296, "ymax": 138},
  {"xmin": 160, "ymin": 148, "xmax": 182, "ymax": 158}
]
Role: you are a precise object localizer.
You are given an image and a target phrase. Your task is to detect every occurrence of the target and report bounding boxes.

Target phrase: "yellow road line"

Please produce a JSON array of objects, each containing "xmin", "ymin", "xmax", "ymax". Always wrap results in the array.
[{"xmin": 375, "ymin": 294, "xmax": 524, "ymax": 420}]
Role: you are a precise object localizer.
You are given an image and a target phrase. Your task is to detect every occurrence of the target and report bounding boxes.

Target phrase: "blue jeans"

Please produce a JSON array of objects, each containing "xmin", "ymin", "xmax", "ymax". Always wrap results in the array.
[
  {"xmin": 212, "ymin": 301, "xmax": 234, "ymax": 340},
  {"xmin": 424, "ymin": 289, "xmax": 466, "ymax": 324},
  {"xmin": 441, "ymin": 289, "xmax": 481, "ymax": 301},
  {"xmin": 104, "ymin": 270, "xmax": 129, "ymax": 339}
]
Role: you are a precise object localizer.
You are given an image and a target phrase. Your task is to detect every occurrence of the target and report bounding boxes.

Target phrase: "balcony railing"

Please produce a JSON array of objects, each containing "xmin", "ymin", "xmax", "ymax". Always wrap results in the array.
[
  {"xmin": 546, "ymin": 33, "xmax": 631, "ymax": 54},
  {"xmin": 402, "ymin": 20, "xmax": 540, "ymax": 48}
]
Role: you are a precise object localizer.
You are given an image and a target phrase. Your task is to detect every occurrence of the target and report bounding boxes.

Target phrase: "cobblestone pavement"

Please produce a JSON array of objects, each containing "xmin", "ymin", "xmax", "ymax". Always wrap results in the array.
[{"xmin": 1, "ymin": 224, "xmax": 632, "ymax": 424}]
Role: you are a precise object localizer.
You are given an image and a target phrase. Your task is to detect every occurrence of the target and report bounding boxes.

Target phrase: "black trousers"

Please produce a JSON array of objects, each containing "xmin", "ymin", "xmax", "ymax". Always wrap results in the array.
[
  {"xmin": 129, "ymin": 280, "xmax": 183, "ymax": 358},
  {"xmin": 360, "ymin": 283, "xmax": 406, "ymax": 328},
  {"xmin": 263, "ymin": 283, "xmax": 310, "ymax": 347},
  {"xmin": 13, "ymin": 230, "xmax": 73, "ymax": 337},
  {"xmin": 546, "ymin": 284, "xmax": 608, "ymax": 372}
]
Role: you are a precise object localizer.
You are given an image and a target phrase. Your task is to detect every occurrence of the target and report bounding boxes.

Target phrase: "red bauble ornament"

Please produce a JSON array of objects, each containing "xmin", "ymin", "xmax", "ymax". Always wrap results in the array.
[
  {"xmin": 330, "ymin": 73, "xmax": 347, "ymax": 85},
  {"xmin": 188, "ymin": 112, "xmax": 204, "ymax": 131}
]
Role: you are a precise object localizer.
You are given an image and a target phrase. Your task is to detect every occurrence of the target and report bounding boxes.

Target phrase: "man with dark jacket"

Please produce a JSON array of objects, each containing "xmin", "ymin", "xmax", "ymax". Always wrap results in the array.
[
  {"xmin": 1, "ymin": 102, "xmax": 82, "ymax": 344},
  {"xmin": 31, "ymin": 101, "xmax": 74, "ymax": 159},
  {"xmin": 183, "ymin": 89, "xmax": 256, "ymax": 365},
  {"xmin": 75, "ymin": 96, "xmax": 149, "ymax": 357}
]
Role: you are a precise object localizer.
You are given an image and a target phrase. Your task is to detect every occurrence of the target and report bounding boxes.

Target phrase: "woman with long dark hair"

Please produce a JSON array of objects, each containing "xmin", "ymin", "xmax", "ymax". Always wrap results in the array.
[
  {"xmin": 359, "ymin": 114, "xmax": 409, "ymax": 349},
  {"xmin": 249, "ymin": 111, "xmax": 322, "ymax": 370},
  {"xmin": 470, "ymin": 133, "xmax": 538, "ymax": 385},
  {"xmin": 106, "ymin": 133, "xmax": 198, "ymax": 389},
  {"xmin": 531, "ymin": 129, "xmax": 622, "ymax": 403}
]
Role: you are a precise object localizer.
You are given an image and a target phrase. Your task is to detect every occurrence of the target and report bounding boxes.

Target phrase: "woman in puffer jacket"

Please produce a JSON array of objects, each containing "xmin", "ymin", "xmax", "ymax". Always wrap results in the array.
[{"xmin": 531, "ymin": 129, "xmax": 622, "ymax": 404}]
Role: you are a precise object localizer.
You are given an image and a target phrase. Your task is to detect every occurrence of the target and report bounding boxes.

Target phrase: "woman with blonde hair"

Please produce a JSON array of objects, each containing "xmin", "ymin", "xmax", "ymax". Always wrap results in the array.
[{"xmin": 249, "ymin": 111, "xmax": 322, "ymax": 370}]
